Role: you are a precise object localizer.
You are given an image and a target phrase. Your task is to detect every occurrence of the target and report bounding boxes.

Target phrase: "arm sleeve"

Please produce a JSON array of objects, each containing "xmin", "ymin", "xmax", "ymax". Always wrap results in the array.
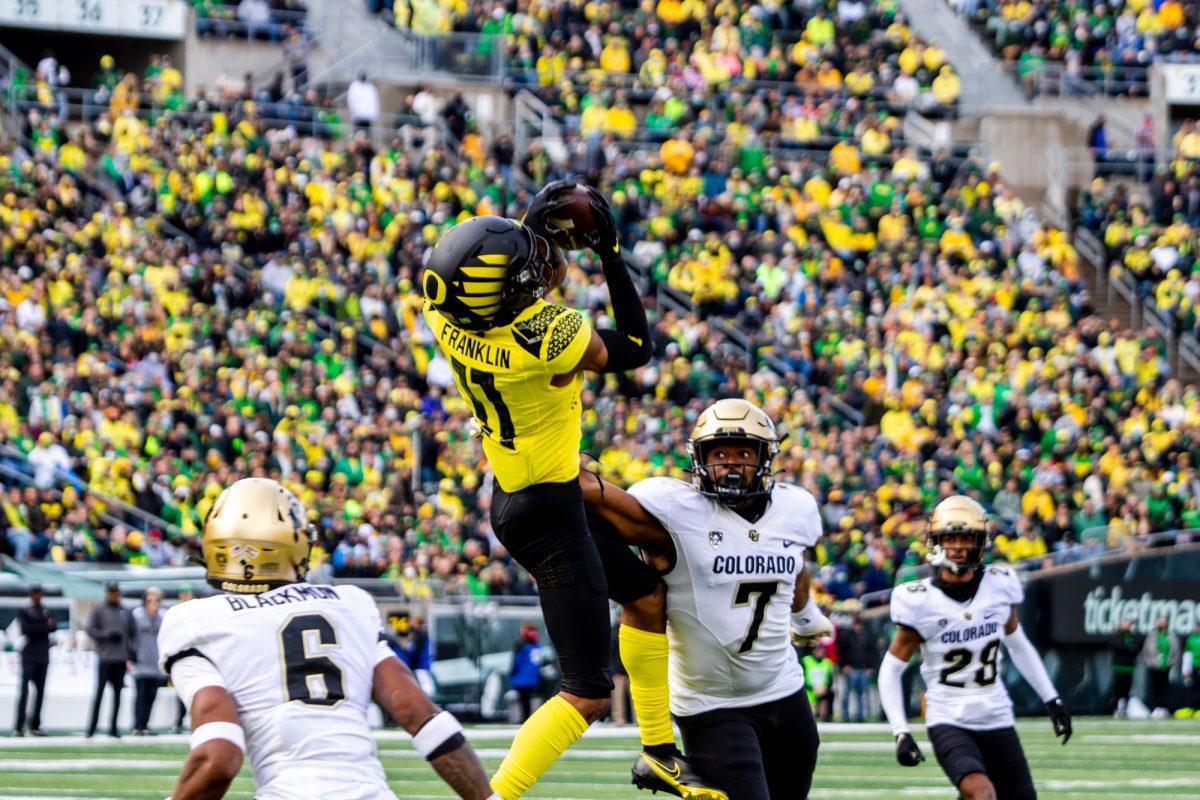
[
  {"xmin": 543, "ymin": 308, "xmax": 592, "ymax": 374},
  {"xmin": 878, "ymin": 651, "xmax": 911, "ymax": 736},
  {"xmin": 627, "ymin": 478, "xmax": 683, "ymax": 529},
  {"xmin": 169, "ymin": 654, "xmax": 227, "ymax": 710},
  {"xmin": 1003, "ymin": 624, "xmax": 1058, "ymax": 703},
  {"xmin": 376, "ymin": 638, "xmax": 397, "ymax": 666},
  {"xmin": 889, "ymin": 586, "xmax": 921, "ymax": 632}
]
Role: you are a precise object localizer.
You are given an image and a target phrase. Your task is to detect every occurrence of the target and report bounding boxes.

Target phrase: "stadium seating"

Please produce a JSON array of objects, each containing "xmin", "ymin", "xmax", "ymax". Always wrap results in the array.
[
  {"xmin": 1082, "ymin": 148, "xmax": 1200, "ymax": 338},
  {"xmin": 1, "ymin": 37, "xmax": 1196, "ymax": 605},
  {"xmin": 956, "ymin": 0, "xmax": 1173, "ymax": 95}
]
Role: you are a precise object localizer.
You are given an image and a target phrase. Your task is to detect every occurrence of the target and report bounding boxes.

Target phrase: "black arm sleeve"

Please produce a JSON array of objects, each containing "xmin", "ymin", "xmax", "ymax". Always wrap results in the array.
[{"xmin": 597, "ymin": 252, "xmax": 652, "ymax": 373}]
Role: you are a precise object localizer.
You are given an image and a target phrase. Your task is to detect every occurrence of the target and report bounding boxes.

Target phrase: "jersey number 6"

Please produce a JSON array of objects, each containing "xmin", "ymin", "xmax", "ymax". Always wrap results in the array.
[
  {"xmin": 732, "ymin": 581, "xmax": 778, "ymax": 653},
  {"xmin": 280, "ymin": 613, "xmax": 346, "ymax": 706}
]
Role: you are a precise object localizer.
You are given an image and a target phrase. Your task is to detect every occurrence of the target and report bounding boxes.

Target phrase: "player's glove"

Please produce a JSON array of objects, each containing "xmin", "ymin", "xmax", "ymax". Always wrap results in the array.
[
  {"xmin": 790, "ymin": 606, "xmax": 834, "ymax": 646},
  {"xmin": 522, "ymin": 179, "xmax": 579, "ymax": 248},
  {"xmin": 581, "ymin": 185, "xmax": 620, "ymax": 261},
  {"xmin": 1046, "ymin": 697, "xmax": 1072, "ymax": 744},
  {"xmin": 895, "ymin": 732, "xmax": 925, "ymax": 767}
]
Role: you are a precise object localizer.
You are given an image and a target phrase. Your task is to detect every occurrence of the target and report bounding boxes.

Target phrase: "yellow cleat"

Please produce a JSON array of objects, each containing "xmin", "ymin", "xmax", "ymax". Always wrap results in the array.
[
  {"xmin": 1174, "ymin": 707, "xmax": 1194, "ymax": 719},
  {"xmin": 632, "ymin": 752, "xmax": 729, "ymax": 800}
]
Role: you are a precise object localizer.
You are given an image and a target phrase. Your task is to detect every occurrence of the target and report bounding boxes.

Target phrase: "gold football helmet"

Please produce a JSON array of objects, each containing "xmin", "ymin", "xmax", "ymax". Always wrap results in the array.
[
  {"xmin": 687, "ymin": 399, "xmax": 780, "ymax": 503},
  {"xmin": 926, "ymin": 495, "xmax": 989, "ymax": 575},
  {"xmin": 202, "ymin": 478, "xmax": 312, "ymax": 594}
]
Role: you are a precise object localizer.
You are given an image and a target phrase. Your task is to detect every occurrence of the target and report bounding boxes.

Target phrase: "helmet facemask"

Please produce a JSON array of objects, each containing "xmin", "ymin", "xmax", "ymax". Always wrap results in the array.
[
  {"xmin": 927, "ymin": 529, "xmax": 988, "ymax": 575},
  {"xmin": 495, "ymin": 229, "xmax": 563, "ymax": 327},
  {"xmin": 688, "ymin": 435, "xmax": 778, "ymax": 505}
]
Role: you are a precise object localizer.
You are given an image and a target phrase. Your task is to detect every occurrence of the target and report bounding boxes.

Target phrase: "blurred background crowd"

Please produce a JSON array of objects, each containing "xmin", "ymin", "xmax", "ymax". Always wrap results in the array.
[{"xmin": 0, "ymin": 0, "xmax": 1197, "ymax": 617}]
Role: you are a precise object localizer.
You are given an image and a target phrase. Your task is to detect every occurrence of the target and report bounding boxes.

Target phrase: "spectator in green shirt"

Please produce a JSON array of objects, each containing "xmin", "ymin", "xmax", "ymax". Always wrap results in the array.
[
  {"xmin": 1181, "ymin": 632, "xmax": 1200, "ymax": 715},
  {"xmin": 1142, "ymin": 617, "xmax": 1180, "ymax": 719},
  {"xmin": 802, "ymin": 644, "xmax": 835, "ymax": 722}
]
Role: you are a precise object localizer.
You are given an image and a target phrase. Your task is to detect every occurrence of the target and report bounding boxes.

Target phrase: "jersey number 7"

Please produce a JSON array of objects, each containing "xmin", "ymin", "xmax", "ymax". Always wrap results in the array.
[
  {"xmin": 449, "ymin": 356, "xmax": 516, "ymax": 449},
  {"xmin": 732, "ymin": 581, "xmax": 778, "ymax": 653}
]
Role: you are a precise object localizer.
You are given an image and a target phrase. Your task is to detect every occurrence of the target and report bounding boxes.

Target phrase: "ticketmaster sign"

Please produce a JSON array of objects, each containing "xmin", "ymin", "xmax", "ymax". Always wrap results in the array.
[
  {"xmin": 1081, "ymin": 585, "xmax": 1200, "ymax": 638},
  {"xmin": 1032, "ymin": 547, "xmax": 1200, "ymax": 646}
]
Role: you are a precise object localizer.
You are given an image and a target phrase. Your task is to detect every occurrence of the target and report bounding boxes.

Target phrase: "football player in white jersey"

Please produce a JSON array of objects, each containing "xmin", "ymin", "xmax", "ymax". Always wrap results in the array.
[
  {"xmin": 878, "ymin": 496, "xmax": 1072, "ymax": 800},
  {"xmin": 580, "ymin": 399, "xmax": 831, "ymax": 800},
  {"xmin": 157, "ymin": 478, "xmax": 495, "ymax": 800}
]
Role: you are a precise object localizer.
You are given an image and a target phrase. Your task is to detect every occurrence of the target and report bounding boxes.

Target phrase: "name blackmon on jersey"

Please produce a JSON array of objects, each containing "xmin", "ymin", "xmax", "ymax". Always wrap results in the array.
[{"xmin": 628, "ymin": 477, "xmax": 823, "ymax": 716}]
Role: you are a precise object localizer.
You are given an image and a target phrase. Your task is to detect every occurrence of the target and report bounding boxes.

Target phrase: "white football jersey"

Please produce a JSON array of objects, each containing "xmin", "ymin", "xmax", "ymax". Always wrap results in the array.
[
  {"xmin": 890, "ymin": 566, "xmax": 1023, "ymax": 731},
  {"xmin": 629, "ymin": 478, "xmax": 823, "ymax": 716},
  {"xmin": 158, "ymin": 583, "xmax": 395, "ymax": 799}
]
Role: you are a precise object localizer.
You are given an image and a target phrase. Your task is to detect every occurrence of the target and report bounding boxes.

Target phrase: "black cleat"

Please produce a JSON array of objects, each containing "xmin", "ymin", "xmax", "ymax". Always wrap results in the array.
[{"xmin": 632, "ymin": 752, "xmax": 728, "ymax": 800}]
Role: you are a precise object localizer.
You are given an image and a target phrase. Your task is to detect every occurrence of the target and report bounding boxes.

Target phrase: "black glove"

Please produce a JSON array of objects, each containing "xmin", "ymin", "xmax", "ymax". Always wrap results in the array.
[
  {"xmin": 895, "ymin": 732, "xmax": 925, "ymax": 767},
  {"xmin": 1046, "ymin": 697, "xmax": 1072, "ymax": 744},
  {"xmin": 581, "ymin": 185, "xmax": 619, "ymax": 260},
  {"xmin": 522, "ymin": 179, "xmax": 578, "ymax": 249}
]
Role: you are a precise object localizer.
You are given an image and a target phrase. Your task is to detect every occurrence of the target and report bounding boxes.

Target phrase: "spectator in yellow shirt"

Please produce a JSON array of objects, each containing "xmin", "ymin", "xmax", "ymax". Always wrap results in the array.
[{"xmin": 932, "ymin": 66, "xmax": 961, "ymax": 105}]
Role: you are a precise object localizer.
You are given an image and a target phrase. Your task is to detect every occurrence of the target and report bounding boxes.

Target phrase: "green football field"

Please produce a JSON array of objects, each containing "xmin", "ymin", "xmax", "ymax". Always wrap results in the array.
[{"xmin": 1, "ymin": 718, "xmax": 1198, "ymax": 799}]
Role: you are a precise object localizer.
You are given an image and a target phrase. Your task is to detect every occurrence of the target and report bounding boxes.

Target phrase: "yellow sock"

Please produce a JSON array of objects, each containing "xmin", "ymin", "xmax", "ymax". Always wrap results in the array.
[
  {"xmin": 491, "ymin": 694, "xmax": 589, "ymax": 800},
  {"xmin": 619, "ymin": 624, "xmax": 675, "ymax": 749}
]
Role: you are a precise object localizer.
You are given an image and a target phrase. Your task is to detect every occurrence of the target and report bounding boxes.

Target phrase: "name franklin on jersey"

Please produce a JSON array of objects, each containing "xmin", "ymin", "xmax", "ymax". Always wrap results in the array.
[
  {"xmin": 442, "ymin": 324, "xmax": 513, "ymax": 369},
  {"xmin": 712, "ymin": 554, "xmax": 798, "ymax": 576},
  {"xmin": 225, "ymin": 584, "xmax": 339, "ymax": 611}
]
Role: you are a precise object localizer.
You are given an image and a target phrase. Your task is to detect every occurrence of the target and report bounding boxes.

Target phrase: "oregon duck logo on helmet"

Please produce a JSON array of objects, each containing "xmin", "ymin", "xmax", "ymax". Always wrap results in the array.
[
  {"xmin": 421, "ymin": 216, "xmax": 564, "ymax": 332},
  {"xmin": 687, "ymin": 399, "xmax": 780, "ymax": 504},
  {"xmin": 926, "ymin": 495, "xmax": 989, "ymax": 575}
]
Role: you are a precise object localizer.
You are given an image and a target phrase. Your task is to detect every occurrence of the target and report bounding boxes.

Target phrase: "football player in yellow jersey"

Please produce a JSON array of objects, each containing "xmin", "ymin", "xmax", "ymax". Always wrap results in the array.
[{"xmin": 421, "ymin": 188, "xmax": 724, "ymax": 800}]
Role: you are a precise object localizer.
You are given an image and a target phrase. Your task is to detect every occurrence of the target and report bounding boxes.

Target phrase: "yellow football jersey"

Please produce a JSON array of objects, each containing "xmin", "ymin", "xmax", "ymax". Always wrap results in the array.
[{"xmin": 423, "ymin": 298, "xmax": 592, "ymax": 492}]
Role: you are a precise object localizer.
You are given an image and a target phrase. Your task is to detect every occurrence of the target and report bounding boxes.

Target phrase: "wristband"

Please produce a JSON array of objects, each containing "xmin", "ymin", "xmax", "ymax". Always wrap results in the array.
[
  {"xmin": 190, "ymin": 721, "xmax": 245, "ymax": 752},
  {"xmin": 412, "ymin": 710, "xmax": 465, "ymax": 760}
]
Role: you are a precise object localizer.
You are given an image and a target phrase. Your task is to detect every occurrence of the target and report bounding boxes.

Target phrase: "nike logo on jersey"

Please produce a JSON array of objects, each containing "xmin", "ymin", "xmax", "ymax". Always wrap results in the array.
[{"xmin": 782, "ymin": 540, "xmax": 804, "ymax": 548}]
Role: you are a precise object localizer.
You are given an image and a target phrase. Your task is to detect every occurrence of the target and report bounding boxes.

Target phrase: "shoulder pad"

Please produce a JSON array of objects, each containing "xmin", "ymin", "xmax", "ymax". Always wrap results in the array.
[{"xmin": 511, "ymin": 304, "xmax": 571, "ymax": 358}]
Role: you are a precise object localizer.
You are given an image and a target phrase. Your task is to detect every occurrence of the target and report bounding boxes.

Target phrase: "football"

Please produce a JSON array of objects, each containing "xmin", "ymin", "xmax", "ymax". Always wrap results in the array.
[{"xmin": 542, "ymin": 183, "xmax": 597, "ymax": 251}]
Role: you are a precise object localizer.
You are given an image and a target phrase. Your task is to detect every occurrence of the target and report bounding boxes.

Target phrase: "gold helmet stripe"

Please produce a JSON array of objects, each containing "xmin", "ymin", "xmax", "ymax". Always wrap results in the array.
[{"xmin": 477, "ymin": 253, "xmax": 510, "ymax": 265}]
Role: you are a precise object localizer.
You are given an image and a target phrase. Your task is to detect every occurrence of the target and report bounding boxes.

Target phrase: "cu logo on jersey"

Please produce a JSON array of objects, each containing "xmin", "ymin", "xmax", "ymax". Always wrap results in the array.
[{"xmin": 709, "ymin": 531, "xmax": 724, "ymax": 549}]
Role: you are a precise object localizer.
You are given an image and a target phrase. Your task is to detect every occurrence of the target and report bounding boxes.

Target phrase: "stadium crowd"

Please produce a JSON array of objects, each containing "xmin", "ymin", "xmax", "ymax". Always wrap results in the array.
[
  {"xmin": 373, "ymin": 0, "xmax": 963, "ymax": 118},
  {"xmin": 0, "ymin": 44, "xmax": 1197, "ymax": 613},
  {"xmin": 957, "ymin": 0, "xmax": 1192, "ymax": 95},
  {"xmin": 1080, "ymin": 145, "xmax": 1200, "ymax": 338}
]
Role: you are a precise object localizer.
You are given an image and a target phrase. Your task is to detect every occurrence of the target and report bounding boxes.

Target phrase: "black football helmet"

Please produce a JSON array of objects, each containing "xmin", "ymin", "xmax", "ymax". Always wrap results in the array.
[{"xmin": 421, "ymin": 216, "xmax": 564, "ymax": 331}]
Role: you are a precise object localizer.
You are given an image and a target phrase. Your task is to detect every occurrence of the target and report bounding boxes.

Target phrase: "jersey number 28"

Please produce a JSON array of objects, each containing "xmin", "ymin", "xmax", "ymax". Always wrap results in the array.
[
  {"xmin": 280, "ymin": 613, "xmax": 346, "ymax": 706},
  {"xmin": 939, "ymin": 639, "xmax": 1000, "ymax": 688}
]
